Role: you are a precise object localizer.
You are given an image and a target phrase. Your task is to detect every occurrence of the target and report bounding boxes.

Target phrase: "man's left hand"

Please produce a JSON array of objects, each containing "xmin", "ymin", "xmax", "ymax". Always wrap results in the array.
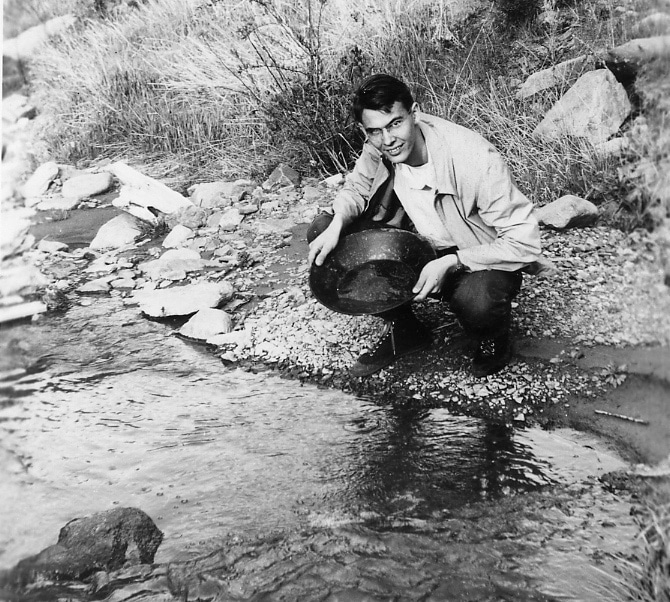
[{"xmin": 412, "ymin": 255, "xmax": 459, "ymax": 300}]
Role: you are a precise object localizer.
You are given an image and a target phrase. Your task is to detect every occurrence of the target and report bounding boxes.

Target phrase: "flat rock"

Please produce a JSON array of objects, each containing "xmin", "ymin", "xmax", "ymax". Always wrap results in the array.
[
  {"xmin": 189, "ymin": 179, "xmax": 254, "ymax": 208},
  {"xmin": 254, "ymin": 217, "xmax": 294, "ymax": 236},
  {"xmin": 36, "ymin": 195, "xmax": 80, "ymax": 211},
  {"xmin": 134, "ymin": 281, "xmax": 234, "ymax": 317},
  {"xmin": 139, "ymin": 248, "xmax": 203, "ymax": 281},
  {"xmin": 22, "ymin": 161, "xmax": 59, "ymax": 201},
  {"xmin": 90, "ymin": 213, "xmax": 146, "ymax": 250},
  {"xmin": 207, "ymin": 329, "xmax": 251, "ymax": 347},
  {"xmin": 535, "ymin": 195, "xmax": 599, "ymax": 229},
  {"xmin": 533, "ymin": 69, "xmax": 631, "ymax": 144},
  {"xmin": 179, "ymin": 308, "xmax": 234, "ymax": 340},
  {"xmin": 77, "ymin": 276, "xmax": 113, "ymax": 294},
  {"xmin": 62, "ymin": 172, "xmax": 114, "ymax": 200}
]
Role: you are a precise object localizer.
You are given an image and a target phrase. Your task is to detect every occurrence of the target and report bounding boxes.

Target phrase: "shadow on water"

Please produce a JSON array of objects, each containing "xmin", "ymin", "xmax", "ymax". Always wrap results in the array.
[{"xmin": 0, "ymin": 299, "xmax": 634, "ymax": 600}]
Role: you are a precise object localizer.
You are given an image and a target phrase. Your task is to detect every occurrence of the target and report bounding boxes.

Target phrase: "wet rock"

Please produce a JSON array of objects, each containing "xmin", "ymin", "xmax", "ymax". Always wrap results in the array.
[
  {"xmin": 263, "ymin": 163, "xmax": 300, "ymax": 190},
  {"xmin": 62, "ymin": 172, "xmax": 114, "ymax": 201},
  {"xmin": 134, "ymin": 280, "xmax": 234, "ymax": 317},
  {"xmin": 3, "ymin": 507, "xmax": 162, "ymax": 589},
  {"xmin": 179, "ymin": 308, "xmax": 234, "ymax": 340},
  {"xmin": 207, "ymin": 328, "xmax": 251, "ymax": 347},
  {"xmin": 535, "ymin": 195, "xmax": 599, "ymax": 229},
  {"xmin": 533, "ymin": 69, "xmax": 631, "ymax": 144},
  {"xmin": 3, "ymin": 14, "xmax": 77, "ymax": 60},
  {"xmin": 22, "ymin": 161, "xmax": 59, "ymax": 202},
  {"xmin": 36, "ymin": 195, "xmax": 81, "ymax": 212},
  {"xmin": 254, "ymin": 217, "xmax": 294, "ymax": 236},
  {"xmin": 139, "ymin": 248, "xmax": 204, "ymax": 281},
  {"xmin": 219, "ymin": 207, "xmax": 244, "ymax": 232},
  {"xmin": 163, "ymin": 224, "xmax": 194, "ymax": 248},
  {"xmin": 516, "ymin": 55, "xmax": 590, "ymax": 99},
  {"xmin": 90, "ymin": 213, "xmax": 146, "ymax": 250},
  {"xmin": 37, "ymin": 239, "xmax": 68, "ymax": 253}
]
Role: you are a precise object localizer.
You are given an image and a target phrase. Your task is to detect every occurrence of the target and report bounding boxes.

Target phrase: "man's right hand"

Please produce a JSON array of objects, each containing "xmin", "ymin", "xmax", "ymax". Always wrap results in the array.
[{"xmin": 308, "ymin": 216, "xmax": 344, "ymax": 266}]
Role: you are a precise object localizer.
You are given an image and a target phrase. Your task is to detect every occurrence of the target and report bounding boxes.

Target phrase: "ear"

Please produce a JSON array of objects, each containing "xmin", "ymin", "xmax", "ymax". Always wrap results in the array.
[{"xmin": 410, "ymin": 102, "xmax": 420, "ymax": 123}]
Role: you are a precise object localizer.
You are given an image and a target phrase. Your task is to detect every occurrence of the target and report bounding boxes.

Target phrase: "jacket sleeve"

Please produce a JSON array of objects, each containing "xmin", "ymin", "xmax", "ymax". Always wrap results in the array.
[
  {"xmin": 332, "ymin": 143, "xmax": 382, "ymax": 226},
  {"xmin": 456, "ymin": 143, "xmax": 541, "ymax": 271}
]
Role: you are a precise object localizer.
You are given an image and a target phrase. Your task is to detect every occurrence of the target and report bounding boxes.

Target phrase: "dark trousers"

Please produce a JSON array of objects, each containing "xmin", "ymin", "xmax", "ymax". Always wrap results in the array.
[{"xmin": 307, "ymin": 213, "xmax": 522, "ymax": 340}]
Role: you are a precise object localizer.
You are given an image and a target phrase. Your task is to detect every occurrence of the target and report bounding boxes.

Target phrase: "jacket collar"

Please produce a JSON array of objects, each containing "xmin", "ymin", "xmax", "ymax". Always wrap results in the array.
[{"xmin": 417, "ymin": 116, "xmax": 458, "ymax": 196}]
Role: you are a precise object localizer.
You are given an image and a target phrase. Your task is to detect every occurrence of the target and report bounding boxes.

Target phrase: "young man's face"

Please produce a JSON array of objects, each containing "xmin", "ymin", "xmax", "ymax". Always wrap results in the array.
[{"xmin": 359, "ymin": 101, "xmax": 425, "ymax": 166}]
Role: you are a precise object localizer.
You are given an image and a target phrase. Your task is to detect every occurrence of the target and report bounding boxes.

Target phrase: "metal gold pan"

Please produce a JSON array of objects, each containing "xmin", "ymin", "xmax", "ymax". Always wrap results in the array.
[{"xmin": 309, "ymin": 228, "xmax": 436, "ymax": 316}]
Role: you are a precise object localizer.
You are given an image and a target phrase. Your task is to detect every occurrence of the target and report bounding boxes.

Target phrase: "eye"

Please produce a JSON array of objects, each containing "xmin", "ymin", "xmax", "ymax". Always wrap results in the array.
[{"xmin": 391, "ymin": 119, "xmax": 403, "ymax": 128}]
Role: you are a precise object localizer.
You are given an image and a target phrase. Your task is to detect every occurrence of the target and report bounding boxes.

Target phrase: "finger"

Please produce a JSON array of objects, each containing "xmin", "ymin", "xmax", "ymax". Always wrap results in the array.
[
  {"xmin": 315, "ymin": 246, "xmax": 330, "ymax": 266},
  {"xmin": 412, "ymin": 271, "xmax": 428, "ymax": 294}
]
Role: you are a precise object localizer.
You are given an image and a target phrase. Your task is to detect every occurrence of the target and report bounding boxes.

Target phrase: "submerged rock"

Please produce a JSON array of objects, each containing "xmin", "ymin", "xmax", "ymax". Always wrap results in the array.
[
  {"xmin": 134, "ymin": 280, "xmax": 234, "ymax": 317},
  {"xmin": 2, "ymin": 507, "xmax": 162, "ymax": 589},
  {"xmin": 179, "ymin": 308, "xmax": 234, "ymax": 340}
]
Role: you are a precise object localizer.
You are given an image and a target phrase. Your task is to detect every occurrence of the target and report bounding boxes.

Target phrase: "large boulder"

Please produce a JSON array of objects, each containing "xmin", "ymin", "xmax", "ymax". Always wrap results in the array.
[
  {"xmin": 2, "ymin": 507, "xmax": 162, "ymax": 589},
  {"xmin": 533, "ymin": 69, "xmax": 631, "ymax": 144},
  {"xmin": 535, "ymin": 195, "xmax": 598, "ymax": 229},
  {"xmin": 606, "ymin": 35, "xmax": 670, "ymax": 83},
  {"xmin": 90, "ymin": 213, "xmax": 146, "ymax": 250},
  {"xmin": 134, "ymin": 281, "xmax": 234, "ymax": 317}
]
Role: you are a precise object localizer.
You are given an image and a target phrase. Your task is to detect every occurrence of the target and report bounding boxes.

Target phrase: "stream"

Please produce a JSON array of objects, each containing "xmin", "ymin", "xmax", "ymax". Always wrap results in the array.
[{"xmin": 0, "ymin": 297, "xmax": 640, "ymax": 601}]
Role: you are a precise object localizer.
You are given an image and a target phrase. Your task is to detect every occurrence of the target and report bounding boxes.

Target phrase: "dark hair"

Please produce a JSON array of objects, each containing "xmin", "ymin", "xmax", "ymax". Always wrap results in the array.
[{"xmin": 352, "ymin": 74, "xmax": 414, "ymax": 123}]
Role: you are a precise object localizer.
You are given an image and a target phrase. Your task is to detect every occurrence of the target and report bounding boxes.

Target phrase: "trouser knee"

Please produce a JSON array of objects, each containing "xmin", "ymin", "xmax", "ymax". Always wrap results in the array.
[{"xmin": 448, "ymin": 270, "xmax": 522, "ymax": 338}]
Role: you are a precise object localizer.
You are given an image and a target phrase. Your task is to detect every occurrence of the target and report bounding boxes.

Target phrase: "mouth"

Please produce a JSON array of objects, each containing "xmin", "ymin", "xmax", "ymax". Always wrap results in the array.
[{"xmin": 384, "ymin": 144, "xmax": 404, "ymax": 157}]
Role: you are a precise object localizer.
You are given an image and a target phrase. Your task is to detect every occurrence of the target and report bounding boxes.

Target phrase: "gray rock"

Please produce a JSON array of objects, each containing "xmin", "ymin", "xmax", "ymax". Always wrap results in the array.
[
  {"xmin": 516, "ymin": 55, "xmax": 589, "ymax": 99},
  {"xmin": 238, "ymin": 203, "xmax": 258, "ymax": 215},
  {"xmin": 302, "ymin": 185, "xmax": 322, "ymax": 202},
  {"xmin": 533, "ymin": 70, "xmax": 631, "ymax": 144},
  {"xmin": 36, "ymin": 196, "xmax": 80, "ymax": 211},
  {"xmin": 593, "ymin": 137, "xmax": 630, "ymax": 157},
  {"xmin": 62, "ymin": 172, "xmax": 114, "ymax": 200},
  {"xmin": 90, "ymin": 213, "xmax": 145, "ymax": 250},
  {"xmin": 3, "ymin": 14, "xmax": 77, "ymax": 60},
  {"xmin": 207, "ymin": 328, "xmax": 251, "ymax": 347},
  {"xmin": 633, "ymin": 12, "xmax": 670, "ymax": 37},
  {"xmin": 207, "ymin": 211, "xmax": 223, "ymax": 228},
  {"xmin": 535, "ymin": 195, "xmax": 599, "ymax": 229},
  {"xmin": 2, "ymin": 94, "xmax": 37, "ymax": 123},
  {"xmin": 218, "ymin": 207, "xmax": 244, "ymax": 232},
  {"xmin": 139, "ymin": 248, "xmax": 204, "ymax": 281},
  {"xmin": 22, "ymin": 161, "xmax": 59, "ymax": 202},
  {"xmin": 0, "ymin": 264, "xmax": 49, "ymax": 297},
  {"xmin": 262, "ymin": 163, "xmax": 300, "ymax": 190},
  {"xmin": 179, "ymin": 308, "xmax": 234, "ymax": 340},
  {"xmin": 77, "ymin": 276, "xmax": 113, "ymax": 294},
  {"xmin": 188, "ymin": 179, "xmax": 254, "ymax": 208},
  {"xmin": 165, "ymin": 205, "xmax": 208, "ymax": 230},
  {"xmin": 162, "ymin": 224, "xmax": 194, "ymax": 248},
  {"xmin": 134, "ymin": 281, "xmax": 234, "ymax": 317},
  {"xmin": 4, "ymin": 507, "xmax": 162, "ymax": 588},
  {"xmin": 254, "ymin": 217, "xmax": 294, "ymax": 236}
]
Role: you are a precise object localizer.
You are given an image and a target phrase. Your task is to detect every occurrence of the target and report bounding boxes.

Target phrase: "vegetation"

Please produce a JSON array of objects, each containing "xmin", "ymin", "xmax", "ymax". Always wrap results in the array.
[{"xmin": 5, "ymin": 0, "xmax": 669, "ymax": 226}]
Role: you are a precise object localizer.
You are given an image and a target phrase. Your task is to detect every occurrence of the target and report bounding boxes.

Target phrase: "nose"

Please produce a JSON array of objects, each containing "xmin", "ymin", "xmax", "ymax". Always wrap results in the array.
[{"xmin": 381, "ymin": 127, "xmax": 394, "ymax": 145}]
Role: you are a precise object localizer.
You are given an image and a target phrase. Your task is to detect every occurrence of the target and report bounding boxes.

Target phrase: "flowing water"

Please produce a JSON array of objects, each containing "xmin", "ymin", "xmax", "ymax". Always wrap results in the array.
[{"xmin": 0, "ymin": 298, "xmax": 639, "ymax": 600}]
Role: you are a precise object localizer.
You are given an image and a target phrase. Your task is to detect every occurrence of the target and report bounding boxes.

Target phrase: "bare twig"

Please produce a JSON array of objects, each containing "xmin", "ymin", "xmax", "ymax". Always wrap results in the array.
[{"xmin": 594, "ymin": 410, "xmax": 649, "ymax": 425}]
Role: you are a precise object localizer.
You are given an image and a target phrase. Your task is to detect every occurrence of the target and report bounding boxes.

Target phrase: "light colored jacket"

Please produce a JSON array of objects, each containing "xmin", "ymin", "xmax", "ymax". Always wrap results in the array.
[{"xmin": 333, "ymin": 113, "xmax": 542, "ymax": 272}]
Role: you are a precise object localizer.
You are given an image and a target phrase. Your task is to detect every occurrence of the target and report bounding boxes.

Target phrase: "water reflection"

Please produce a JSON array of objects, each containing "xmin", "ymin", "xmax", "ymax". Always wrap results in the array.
[{"xmin": 333, "ymin": 405, "xmax": 554, "ymax": 523}]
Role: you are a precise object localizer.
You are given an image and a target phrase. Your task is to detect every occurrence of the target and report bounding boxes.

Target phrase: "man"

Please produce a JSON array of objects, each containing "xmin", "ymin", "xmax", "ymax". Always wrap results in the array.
[{"xmin": 308, "ymin": 74, "xmax": 541, "ymax": 378}]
